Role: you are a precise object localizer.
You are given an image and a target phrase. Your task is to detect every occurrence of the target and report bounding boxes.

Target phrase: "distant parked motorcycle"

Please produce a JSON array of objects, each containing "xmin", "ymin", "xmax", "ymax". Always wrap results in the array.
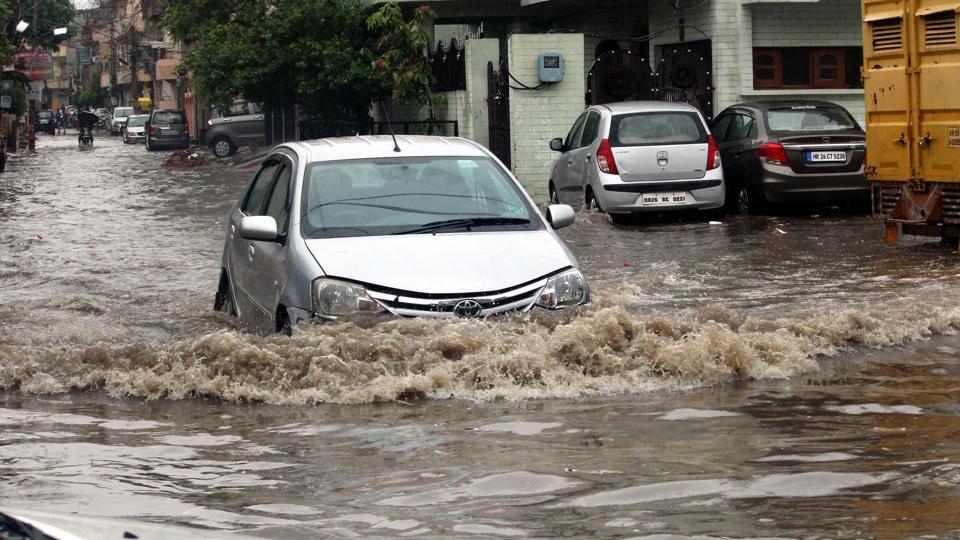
[{"xmin": 77, "ymin": 111, "xmax": 97, "ymax": 146}]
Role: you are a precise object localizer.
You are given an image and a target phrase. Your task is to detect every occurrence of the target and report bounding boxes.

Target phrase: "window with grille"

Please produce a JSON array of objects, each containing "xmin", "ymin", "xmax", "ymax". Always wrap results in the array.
[{"xmin": 752, "ymin": 47, "xmax": 862, "ymax": 89}]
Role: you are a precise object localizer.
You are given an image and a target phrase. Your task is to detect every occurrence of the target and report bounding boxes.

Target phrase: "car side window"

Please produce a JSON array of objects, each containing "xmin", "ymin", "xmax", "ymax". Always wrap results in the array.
[
  {"xmin": 711, "ymin": 115, "xmax": 733, "ymax": 143},
  {"xmin": 264, "ymin": 164, "xmax": 292, "ymax": 235},
  {"xmin": 729, "ymin": 114, "xmax": 757, "ymax": 141},
  {"xmin": 242, "ymin": 162, "xmax": 280, "ymax": 215},
  {"xmin": 564, "ymin": 114, "xmax": 587, "ymax": 150},
  {"xmin": 579, "ymin": 111, "xmax": 601, "ymax": 148}
]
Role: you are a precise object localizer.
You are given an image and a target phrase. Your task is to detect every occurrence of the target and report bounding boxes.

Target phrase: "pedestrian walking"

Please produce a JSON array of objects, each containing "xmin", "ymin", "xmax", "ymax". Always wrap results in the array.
[{"xmin": 55, "ymin": 109, "xmax": 65, "ymax": 135}]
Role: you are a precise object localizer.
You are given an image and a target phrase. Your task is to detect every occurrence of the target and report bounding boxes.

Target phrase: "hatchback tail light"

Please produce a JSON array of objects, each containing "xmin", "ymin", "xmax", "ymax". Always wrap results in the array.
[
  {"xmin": 149, "ymin": 126, "xmax": 157, "ymax": 137},
  {"xmin": 596, "ymin": 139, "xmax": 619, "ymax": 175},
  {"xmin": 706, "ymin": 135, "xmax": 720, "ymax": 170},
  {"xmin": 757, "ymin": 143, "xmax": 788, "ymax": 165}
]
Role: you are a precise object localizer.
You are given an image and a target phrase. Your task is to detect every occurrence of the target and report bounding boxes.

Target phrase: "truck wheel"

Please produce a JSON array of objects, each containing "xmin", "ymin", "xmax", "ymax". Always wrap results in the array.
[{"xmin": 211, "ymin": 137, "xmax": 235, "ymax": 158}]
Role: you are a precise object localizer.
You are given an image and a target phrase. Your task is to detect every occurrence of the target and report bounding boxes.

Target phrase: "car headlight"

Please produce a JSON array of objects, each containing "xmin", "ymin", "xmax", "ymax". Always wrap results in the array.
[
  {"xmin": 536, "ymin": 269, "xmax": 589, "ymax": 309},
  {"xmin": 312, "ymin": 278, "xmax": 382, "ymax": 317}
]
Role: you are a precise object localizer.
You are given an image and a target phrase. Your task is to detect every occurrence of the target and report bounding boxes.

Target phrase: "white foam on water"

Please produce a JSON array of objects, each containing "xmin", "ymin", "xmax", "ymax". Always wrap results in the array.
[
  {"xmin": 753, "ymin": 452, "xmax": 858, "ymax": 463},
  {"xmin": 477, "ymin": 421, "xmax": 562, "ymax": 435},
  {"xmin": 452, "ymin": 523, "xmax": 528, "ymax": 537},
  {"xmin": 656, "ymin": 409, "xmax": 741, "ymax": 421},
  {"xmin": 824, "ymin": 404, "xmax": 923, "ymax": 415}
]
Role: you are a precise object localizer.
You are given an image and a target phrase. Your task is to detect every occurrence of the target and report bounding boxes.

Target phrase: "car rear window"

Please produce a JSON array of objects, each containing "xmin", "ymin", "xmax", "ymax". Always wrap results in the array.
[
  {"xmin": 153, "ymin": 111, "xmax": 185, "ymax": 124},
  {"xmin": 114, "ymin": 107, "xmax": 134, "ymax": 117},
  {"xmin": 765, "ymin": 106, "xmax": 859, "ymax": 132},
  {"xmin": 127, "ymin": 116, "xmax": 148, "ymax": 127},
  {"xmin": 610, "ymin": 112, "xmax": 707, "ymax": 146},
  {"xmin": 37, "ymin": 111, "xmax": 52, "ymax": 119}
]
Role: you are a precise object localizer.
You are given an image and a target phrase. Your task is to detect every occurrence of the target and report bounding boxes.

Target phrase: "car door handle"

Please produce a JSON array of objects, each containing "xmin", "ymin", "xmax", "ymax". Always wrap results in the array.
[
  {"xmin": 255, "ymin": 115, "xmax": 264, "ymax": 120},
  {"xmin": 247, "ymin": 245, "xmax": 255, "ymax": 261}
]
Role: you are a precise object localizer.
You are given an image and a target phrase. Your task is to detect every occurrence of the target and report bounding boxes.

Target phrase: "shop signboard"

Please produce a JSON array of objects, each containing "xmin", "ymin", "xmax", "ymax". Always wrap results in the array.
[{"xmin": 13, "ymin": 51, "xmax": 53, "ymax": 81}]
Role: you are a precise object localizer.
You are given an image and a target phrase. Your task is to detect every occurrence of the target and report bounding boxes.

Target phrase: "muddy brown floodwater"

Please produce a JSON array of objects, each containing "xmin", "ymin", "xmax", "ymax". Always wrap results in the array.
[{"xmin": 0, "ymin": 133, "xmax": 959, "ymax": 538}]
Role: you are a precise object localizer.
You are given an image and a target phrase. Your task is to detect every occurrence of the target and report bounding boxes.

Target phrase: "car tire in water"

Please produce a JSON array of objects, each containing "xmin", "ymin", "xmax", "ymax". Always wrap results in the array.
[
  {"xmin": 276, "ymin": 308, "xmax": 293, "ymax": 336},
  {"xmin": 213, "ymin": 272, "xmax": 237, "ymax": 316},
  {"xmin": 736, "ymin": 184, "xmax": 765, "ymax": 216},
  {"xmin": 585, "ymin": 188, "xmax": 602, "ymax": 212},
  {"xmin": 549, "ymin": 182, "xmax": 559, "ymax": 205},
  {"xmin": 211, "ymin": 136, "xmax": 235, "ymax": 158}
]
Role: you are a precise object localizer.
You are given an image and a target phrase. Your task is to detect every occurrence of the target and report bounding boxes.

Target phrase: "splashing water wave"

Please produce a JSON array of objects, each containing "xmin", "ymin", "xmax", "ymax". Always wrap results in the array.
[{"xmin": 2, "ymin": 289, "xmax": 959, "ymax": 405}]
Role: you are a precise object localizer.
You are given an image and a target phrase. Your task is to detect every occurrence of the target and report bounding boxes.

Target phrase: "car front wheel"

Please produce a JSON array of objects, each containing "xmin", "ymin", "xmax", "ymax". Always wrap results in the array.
[{"xmin": 211, "ymin": 136, "xmax": 235, "ymax": 158}]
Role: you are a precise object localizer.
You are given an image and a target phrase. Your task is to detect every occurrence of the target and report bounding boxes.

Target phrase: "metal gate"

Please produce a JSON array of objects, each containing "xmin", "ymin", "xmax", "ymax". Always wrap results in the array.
[
  {"xmin": 487, "ymin": 61, "xmax": 511, "ymax": 168},
  {"xmin": 586, "ymin": 40, "xmax": 714, "ymax": 120},
  {"xmin": 655, "ymin": 40, "xmax": 714, "ymax": 120}
]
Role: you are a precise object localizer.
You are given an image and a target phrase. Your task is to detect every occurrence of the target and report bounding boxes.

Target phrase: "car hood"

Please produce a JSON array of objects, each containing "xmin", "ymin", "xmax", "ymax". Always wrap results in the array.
[{"xmin": 304, "ymin": 230, "xmax": 575, "ymax": 294}]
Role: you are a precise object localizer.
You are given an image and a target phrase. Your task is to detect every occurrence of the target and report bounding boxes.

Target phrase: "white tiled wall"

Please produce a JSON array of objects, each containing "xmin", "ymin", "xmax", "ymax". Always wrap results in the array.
[{"xmin": 507, "ymin": 33, "xmax": 586, "ymax": 202}]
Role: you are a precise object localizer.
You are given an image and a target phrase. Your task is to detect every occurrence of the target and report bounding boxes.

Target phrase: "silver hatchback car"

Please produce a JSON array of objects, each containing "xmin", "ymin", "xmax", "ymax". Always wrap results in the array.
[
  {"xmin": 549, "ymin": 101, "xmax": 724, "ymax": 222},
  {"xmin": 215, "ymin": 135, "xmax": 590, "ymax": 334}
]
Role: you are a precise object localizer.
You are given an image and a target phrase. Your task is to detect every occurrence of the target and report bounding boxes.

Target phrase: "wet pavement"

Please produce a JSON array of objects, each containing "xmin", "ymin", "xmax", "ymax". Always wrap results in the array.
[{"xmin": 0, "ymin": 131, "xmax": 958, "ymax": 538}]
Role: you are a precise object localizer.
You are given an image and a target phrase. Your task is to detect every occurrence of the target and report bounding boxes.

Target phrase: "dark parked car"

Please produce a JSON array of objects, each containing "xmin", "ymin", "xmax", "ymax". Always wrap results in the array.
[
  {"xmin": 145, "ymin": 109, "xmax": 190, "ymax": 151},
  {"xmin": 711, "ymin": 101, "xmax": 867, "ymax": 214},
  {"xmin": 204, "ymin": 100, "xmax": 265, "ymax": 157},
  {"xmin": 36, "ymin": 110, "xmax": 55, "ymax": 134}
]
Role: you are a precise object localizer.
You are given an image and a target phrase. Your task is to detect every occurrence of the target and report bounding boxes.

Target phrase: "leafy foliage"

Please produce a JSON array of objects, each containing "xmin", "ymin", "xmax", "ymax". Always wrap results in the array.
[
  {"xmin": 76, "ymin": 69, "xmax": 108, "ymax": 108},
  {"xmin": 2, "ymin": 0, "xmax": 73, "ymax": 51},
  {"xmin": 164, "ymin": 0, "xmax": 389, "ymax": 121},
  {"xmin": 0, "ymin": 0, "xmax": 12, "ymax": 66},
  {"xmin": 366, "ymin": 3, "xmax": 443, "ymax": 115}
]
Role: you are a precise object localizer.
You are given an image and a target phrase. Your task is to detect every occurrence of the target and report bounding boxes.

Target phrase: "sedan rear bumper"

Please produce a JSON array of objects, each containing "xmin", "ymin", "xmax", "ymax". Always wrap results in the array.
[{"xmin": 758, "ymin": 164, "xmax": 868, "ymax": 203}]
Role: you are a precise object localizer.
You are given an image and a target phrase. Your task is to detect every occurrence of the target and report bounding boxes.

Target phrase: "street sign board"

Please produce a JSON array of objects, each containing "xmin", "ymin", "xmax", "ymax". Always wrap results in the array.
[
  {"xmin": 13, "ymin": 51, "xmax": 53, "ymax": 81},
  {"xmin": 26, "ymin": 80, "xmax": 43, "ymax": 102}
]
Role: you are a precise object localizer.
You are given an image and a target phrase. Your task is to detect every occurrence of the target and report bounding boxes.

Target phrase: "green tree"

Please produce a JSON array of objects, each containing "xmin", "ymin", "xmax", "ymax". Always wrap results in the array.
[
  {"xmin": 366, "ymin": 3, "xmax": 443, "ymax": 117},
  {"xmin": 2, "ymin": 0, "xmax": 73, "ymax": 51},
  {"xmin": 164, "ymin": 0, "xmax": 389, "ymax": 122},
  {"xmin": 0, "ymin": 0, "xmax": 13, "ymax": 66}
]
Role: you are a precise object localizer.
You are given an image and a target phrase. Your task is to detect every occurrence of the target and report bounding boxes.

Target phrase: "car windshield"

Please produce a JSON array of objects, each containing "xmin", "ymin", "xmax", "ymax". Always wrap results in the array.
[
  {"xmin": 610, "ymin": 112, "xmax": 707, "ymax": 146},
  {"xmin": 153, "ymin": 111, "xmax": 185, "ymax": 124},
  {"xmin": 302, "ymin": 156, "xmax": 541, "ymax": 238},
  {"xmin": 127, "ymin": 116, "xmax": 148, "ymax": 127},
  {"xmin": 765, "ymin": 106, "xmax": 859, "ymax": 132},
  {"xmin": 114, "ymin": 107, "xmax": 133, "ymax": 118}
]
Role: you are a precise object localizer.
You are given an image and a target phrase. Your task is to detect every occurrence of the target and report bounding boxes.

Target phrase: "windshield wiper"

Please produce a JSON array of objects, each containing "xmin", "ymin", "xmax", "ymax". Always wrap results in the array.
[{"xmin": 395, "ymin": 217, "xmax": 531, "ymax": 235}]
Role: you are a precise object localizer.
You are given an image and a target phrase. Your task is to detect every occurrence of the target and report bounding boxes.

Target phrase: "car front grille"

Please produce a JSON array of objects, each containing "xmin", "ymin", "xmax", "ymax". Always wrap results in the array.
[{"xmin": 365, "ymin": 278, "xmax": 549, "ymax": 318}]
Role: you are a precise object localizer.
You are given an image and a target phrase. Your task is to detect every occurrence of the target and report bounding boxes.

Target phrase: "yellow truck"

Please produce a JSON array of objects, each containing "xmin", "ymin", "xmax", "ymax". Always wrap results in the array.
[{"xmin": 862, "ymin": 0, "xmax": 960, "ymax": 244}]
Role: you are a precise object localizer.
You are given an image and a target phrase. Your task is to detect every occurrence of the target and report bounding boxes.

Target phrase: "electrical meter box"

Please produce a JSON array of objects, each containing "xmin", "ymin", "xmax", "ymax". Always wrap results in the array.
[{"xmin": 537, "ymin": 52, "xmax": 564, "ymax": 83}]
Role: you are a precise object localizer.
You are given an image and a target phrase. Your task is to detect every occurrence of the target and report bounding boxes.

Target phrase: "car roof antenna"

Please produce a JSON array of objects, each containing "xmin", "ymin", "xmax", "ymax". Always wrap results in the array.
[{"xmin": 379, "ymin": 101, "xmax": 401, "ymax": 153}]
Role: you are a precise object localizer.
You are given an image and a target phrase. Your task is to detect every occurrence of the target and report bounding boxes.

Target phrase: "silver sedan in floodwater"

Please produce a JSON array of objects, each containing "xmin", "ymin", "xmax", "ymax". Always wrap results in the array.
[{"xmin": 215, "ymin": 135, "xmax": 589, "ymax": 334}]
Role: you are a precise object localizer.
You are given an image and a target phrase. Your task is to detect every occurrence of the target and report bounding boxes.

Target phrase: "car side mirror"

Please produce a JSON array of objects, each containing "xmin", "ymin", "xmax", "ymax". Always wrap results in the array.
[
  {"xmin": 545, "ymin": 204, "xmax": 575, "ymax": 229},
  {"xmin": 240, "ymin": 215, "xmax": 279, "ymax": 241},
  {"xmin": 549, "ymin": 138, "xmax": 564, "ymax": 152}
]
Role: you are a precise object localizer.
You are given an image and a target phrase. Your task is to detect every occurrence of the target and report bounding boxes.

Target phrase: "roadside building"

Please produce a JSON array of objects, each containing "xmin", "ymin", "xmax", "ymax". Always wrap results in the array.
[{"xmin": 384, "ymin": 0, "xmax": 864, "ymax": 200}]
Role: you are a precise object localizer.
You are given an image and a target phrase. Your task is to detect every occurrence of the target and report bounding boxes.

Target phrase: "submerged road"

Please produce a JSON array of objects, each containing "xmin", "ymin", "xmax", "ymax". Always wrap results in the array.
[{"xmin": 0, "ymin": 131, "xmax": 958, "ymax": 538}]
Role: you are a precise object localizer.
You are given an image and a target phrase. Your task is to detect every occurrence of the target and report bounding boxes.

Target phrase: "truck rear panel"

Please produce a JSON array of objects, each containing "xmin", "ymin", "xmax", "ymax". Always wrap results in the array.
[{"xmin": 862, "ymin": 0, "xmax": 960, "ymax": 240}]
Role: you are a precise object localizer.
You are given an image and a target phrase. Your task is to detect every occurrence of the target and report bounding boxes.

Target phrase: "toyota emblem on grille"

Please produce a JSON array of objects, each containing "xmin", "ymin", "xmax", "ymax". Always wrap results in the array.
[
  {"xmin": 453, "ymin": 299, "xmax": 483, "ymax": 318},
  {"xmin": 656, "ymin": 151, "xmax": 669, "ymax": 167}
]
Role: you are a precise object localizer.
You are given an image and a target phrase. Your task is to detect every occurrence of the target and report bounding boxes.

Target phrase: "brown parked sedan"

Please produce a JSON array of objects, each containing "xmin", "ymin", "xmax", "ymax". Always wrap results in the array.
[{"xmin": 711, "ymin": 101, "xmax": 867, "ymax": 214}]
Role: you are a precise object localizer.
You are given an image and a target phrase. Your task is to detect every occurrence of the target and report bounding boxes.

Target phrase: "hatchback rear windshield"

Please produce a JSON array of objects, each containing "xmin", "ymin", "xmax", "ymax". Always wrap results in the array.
[
  {"xmin": 152, "ymin": 111, "xmax": 185, "ymax": 124},
  {"xmin": 114, "ymin": 107, "xmax": 134, "ymax": 117},
  {"xmin": 127, "ymin": 116, "xmax": 148, "ymax": 127},
  {"xmin": 765, "ymin": 106, "xmax": 859, "ymax": 132},
  {"xmin": 302, "ymin": 156, "xmax": 541, "ymax": 238},
  {"xmin": 37, "ymin": 111, "xmax": 52, "ymax": 119},
  {"xmin": 610, "ymin": 112, "xmax": 707, "ymax": 146}
]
